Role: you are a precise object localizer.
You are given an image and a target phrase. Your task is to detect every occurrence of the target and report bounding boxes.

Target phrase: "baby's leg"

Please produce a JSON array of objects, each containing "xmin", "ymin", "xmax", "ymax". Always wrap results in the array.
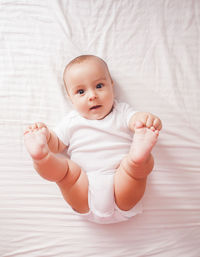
[
  {"xmin": 114, "ymin": 121, "xmax": 159, "ymax": 211},
  {"xmin": 24, "ymin": 128, "xmax": 89, "ymax": 213}
]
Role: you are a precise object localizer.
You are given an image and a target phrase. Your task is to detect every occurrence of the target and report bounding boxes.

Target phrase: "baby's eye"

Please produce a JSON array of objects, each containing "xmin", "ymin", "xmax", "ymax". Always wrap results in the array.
[
  {"xmin": 77, "ymin": 89, "xmax": 84, "ymax": 95},
  {"xmin": 96, "ymin": 83, "xmax": 103, "ymax": 89}
]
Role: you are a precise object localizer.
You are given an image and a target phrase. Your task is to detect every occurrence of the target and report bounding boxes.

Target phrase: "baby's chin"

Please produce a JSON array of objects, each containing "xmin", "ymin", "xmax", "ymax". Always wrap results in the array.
[
  {"xmin": 81, "ymin": 111, "xmax": 108, "ymax": 120},
  {"xmin": 82, "ymin": 114, "xmax": 106, "ymax": 120}
]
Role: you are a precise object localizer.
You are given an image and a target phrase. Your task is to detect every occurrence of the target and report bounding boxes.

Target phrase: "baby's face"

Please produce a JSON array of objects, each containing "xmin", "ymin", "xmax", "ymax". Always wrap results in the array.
[{"xmin": 64, "ymin": 58, "xmax": 114, "ymax": 120}]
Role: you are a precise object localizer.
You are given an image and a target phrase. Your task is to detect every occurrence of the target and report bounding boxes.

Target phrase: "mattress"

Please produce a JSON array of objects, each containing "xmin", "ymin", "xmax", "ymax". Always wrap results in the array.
[{"xmin": 0, "ymin": 0, "xmax": 200, "ymax": 256}]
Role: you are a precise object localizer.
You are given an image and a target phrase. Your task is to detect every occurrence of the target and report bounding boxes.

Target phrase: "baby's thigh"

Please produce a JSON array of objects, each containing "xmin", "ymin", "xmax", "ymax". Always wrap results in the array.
[{"xmin": 57, "ymin": 159, "xmax": 89, "ymax": 214}]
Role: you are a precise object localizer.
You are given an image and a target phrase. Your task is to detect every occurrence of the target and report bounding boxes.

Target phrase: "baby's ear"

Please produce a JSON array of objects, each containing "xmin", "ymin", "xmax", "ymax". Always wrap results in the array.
[
  {"xmin": 67, "ymin": 94, "xmax": 74, "ymax": 104},
  {"xmin": 111, "ymin": 78, "xmax": 114, "ymax": 86}
]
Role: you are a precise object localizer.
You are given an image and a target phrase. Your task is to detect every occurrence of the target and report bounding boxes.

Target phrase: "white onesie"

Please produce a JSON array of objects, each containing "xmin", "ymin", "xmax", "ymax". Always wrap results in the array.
[{"xmin": 54, "ymin": 100, "xmax": 143, "ymax": 224}]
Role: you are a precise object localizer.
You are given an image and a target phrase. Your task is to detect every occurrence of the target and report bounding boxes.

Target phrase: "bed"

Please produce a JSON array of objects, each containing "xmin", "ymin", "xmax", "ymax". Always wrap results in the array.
[{"xmin": 0, "ymin": 0, "xmax": 200, "ymax": 256}]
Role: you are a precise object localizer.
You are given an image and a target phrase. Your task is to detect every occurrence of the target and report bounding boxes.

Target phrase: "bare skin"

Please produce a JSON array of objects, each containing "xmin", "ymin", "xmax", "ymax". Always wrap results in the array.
[
  {"xmin": 24, "ymin": 118, "xmax": 159, "ymax": 213},
  {"xmin": 114, "ymin": 121, "xmax": 158, "ymax": 210},
  {"xmin": 24, "ymin": 55, "xmax": 162, "ymax": 215},
  {"xmin": 24, "ymin": 123, "xmax": 89, "ymax": 213}
]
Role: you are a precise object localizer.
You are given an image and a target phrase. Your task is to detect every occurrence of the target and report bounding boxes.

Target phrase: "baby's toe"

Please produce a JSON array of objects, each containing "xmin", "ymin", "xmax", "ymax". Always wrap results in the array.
[{"xmin": 150, "ymin": 126, "xmax": 155, "ymax": 132}]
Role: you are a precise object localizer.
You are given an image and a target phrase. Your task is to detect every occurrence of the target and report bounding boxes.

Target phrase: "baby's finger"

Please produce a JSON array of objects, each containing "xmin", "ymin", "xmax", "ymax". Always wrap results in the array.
[
  {"xmin": 150, "ymin": 126, "xmax": 155, "ymax": 132},
  {"xmin": 153, "ymin": 118, "xmax": 160, "ymax": 129},
  {"xmin": 35, "ymin": 122, "xmax": 46, "ymax": 129},
  {"xmin": 146, "ymin": 115, "xmax": 154, "ymax": 128},
  {"xmin": 158, "ymin": 122, "xmax": 162, "ymax": 130},
  {"xmin": 153, "ymin": 118, "xmax": 162, "ymax": 130},
  {"xmin": 28, "ymin": 124, "xmax": 36, "ymax": 130},
  {"xmin": 24, "ymin": 127, "xmax": 32, "ymax": 135}
]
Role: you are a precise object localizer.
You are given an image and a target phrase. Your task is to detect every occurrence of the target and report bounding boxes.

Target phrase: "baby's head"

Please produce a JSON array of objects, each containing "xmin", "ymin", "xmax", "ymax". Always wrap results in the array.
[{"xmin": 63, "ymin": 55, "xmax": 114, "ymax": 120}]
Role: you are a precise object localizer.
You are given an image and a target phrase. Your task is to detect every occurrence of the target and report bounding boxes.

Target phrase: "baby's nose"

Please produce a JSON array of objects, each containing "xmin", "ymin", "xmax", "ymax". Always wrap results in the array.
[{"xmin": 88, "ymin": 90, "xmax": 97, "ymax": 101}]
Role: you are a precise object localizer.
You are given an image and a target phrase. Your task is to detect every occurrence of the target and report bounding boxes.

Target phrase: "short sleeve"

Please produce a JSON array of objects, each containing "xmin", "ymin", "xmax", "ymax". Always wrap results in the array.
[
  {"xmin": 116, "ymin": 101, "xmax": 137, "ymax": 128},
  {"xmin": 53, "ymin": 115, "xmax": 70, "ymax": 146}
]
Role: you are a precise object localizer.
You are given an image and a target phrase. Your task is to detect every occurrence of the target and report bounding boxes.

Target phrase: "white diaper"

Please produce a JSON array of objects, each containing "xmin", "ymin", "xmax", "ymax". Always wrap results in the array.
[{"xmin": 72, "ymin": 170, "xmax": 143, "ymax": 224}]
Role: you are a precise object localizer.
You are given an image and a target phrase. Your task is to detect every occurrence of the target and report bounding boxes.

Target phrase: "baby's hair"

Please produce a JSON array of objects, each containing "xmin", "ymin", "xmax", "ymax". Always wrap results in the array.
[
  {"xmin": 65, "ymin": 54, "xmax": 108, "ymax": 71},
  {"xmin": 63, "ymin": 55, "xmax": 112, "ymax": 88}
]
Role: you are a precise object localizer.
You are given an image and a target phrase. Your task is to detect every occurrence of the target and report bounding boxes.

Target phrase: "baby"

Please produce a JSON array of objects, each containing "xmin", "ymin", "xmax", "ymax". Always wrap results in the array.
[{"xmin": 24, "ymin": 55, "xmax": 162, "ymax": 224}]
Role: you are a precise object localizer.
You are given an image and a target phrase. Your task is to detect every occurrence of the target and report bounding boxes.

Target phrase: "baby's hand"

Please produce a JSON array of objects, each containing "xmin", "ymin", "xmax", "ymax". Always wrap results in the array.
[
  {"xmin": 132, "ymin": 112, "xmax": 162, "ymax": 131},
  {"xmin": 24, "ymin": 122, "xmax": 50, "ymax": 142}
]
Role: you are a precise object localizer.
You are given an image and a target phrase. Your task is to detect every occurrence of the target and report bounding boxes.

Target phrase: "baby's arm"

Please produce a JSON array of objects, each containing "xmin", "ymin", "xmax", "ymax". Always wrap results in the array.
[
  {"xmin": 129, "ymin": 112, "xmax": 162, "ymax": 132},
  {"xmin": 24, "ymin": 122, "xmax": 66, "ymax": 153}
]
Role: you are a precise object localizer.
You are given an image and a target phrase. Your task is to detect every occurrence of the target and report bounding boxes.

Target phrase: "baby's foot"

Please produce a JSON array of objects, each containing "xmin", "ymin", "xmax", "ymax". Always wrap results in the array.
[
  {"xmin": 129, "ymin": 121, "xmax": 159, "ymax": 164},
  {"xmin": 24, "ymin": 127, "xmax": 49, "ymax": 161}
]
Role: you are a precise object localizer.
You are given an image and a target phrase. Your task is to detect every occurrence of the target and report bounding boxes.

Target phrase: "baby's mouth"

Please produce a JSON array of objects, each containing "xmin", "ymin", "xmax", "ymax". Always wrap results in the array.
[{"xmin": 90, "ymin": 105, "xmax": 102, "ymax": 110}]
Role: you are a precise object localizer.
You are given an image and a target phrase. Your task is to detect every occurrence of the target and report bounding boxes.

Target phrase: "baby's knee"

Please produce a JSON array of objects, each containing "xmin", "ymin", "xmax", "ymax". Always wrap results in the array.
[
  {"xmin": 120, "ymin": 154, "xmax": 154, "ymax": 180},
  {"xmin": 59, "ymin": 159, "xmax": 86, "ymax": 189}
]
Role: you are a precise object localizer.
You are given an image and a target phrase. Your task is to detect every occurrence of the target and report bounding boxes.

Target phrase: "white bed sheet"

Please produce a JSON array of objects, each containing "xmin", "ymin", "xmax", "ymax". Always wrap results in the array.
[{"xmin": 0, "ymin": 0, "xmax": 200, "ymax": 256}]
